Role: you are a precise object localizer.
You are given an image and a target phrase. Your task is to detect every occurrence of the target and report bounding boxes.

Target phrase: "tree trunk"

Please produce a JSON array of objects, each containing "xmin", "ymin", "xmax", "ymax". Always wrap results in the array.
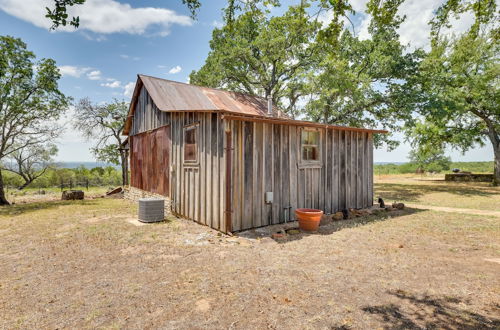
[
  {"xmin": 18, "ymin": 180, "xmax": 33, "ymax": 190},
  {"xmin": 486, "ymin": 124, "xmax": 500, "ymax": 186},
  {"xmin": 120, "ymin": 150, "xmax": 129, "ymax": 186},
  {"xmin": 0, "ymin": 169, "xmax": 10, "ymax": 205},
  {"xmin": 493, "ymin": 146, "xmax": 500, "ymax": 186}
]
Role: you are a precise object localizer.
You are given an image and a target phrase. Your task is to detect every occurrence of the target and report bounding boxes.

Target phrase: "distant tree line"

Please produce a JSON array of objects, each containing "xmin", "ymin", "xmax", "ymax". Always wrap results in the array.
[
  {"xmin": 2, "ymin": 165, "xmax": 122, "ymax": 190},
  {"xmin": 374, "ymin": 161, "xmax": 494, "ymax": 175}
]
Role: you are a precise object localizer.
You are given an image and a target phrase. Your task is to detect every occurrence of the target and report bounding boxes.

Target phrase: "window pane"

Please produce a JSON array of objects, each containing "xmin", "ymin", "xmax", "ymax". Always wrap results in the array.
[
  {"xmin": 302, "ymin": 146, "xmax": 319, "ymax": 161},
  {"xmin": 184, "ymin": 127, "xmax": 197, "ymax": 162},
  {"xmin": 310, "ymin": 131, "xmax": 319, "ymax": 145},
  {"xmin": 301, "ymin": 129, "xmax": 319, "ymax": 161},
  {"xmin": 301, "ymin": 130, "xmax": 309, "ymax": 144}
]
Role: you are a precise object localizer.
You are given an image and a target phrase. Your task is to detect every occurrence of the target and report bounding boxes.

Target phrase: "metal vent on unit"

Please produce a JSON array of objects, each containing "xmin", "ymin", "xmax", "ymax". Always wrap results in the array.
[{"xmin": 138, "ymin": 198, "xmax": 165, "ymax": 223}]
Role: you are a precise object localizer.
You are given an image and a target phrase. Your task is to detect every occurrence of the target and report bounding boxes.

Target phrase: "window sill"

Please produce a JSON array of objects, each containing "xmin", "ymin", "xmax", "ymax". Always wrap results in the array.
[
  {"xmin": 297, "ymin": 162, "xmax": 322, "ymax": 169},
  {"xmin": 183, "ymin": 162, "xmax": 200, "ymax": 168}
]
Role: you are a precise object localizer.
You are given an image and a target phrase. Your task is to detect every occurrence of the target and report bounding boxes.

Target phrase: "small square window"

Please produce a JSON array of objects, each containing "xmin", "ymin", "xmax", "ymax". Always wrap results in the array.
[
  {"xmin": 301, "ymin": 129, "xmax": 320, "ymax": 162},
  {"xmin": 184, "ymin": 125, "xmax": 198, "ymax": 163}
]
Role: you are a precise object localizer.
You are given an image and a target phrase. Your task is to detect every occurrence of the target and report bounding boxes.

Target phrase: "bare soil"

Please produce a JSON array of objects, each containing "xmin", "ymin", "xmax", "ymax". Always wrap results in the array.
[{"xmin": 0, "ymin": 182, "xmax": 499, "ymax": 329}]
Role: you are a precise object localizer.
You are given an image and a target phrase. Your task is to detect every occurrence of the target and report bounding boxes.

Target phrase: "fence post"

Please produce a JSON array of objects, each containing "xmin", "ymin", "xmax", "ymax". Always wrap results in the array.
[
  {"xmin": 86, "ymin": 179, "xmax": 89, "ymax": 191},
  {"xmin": 69, "ymin": 179, "xmax": 73, "ymax": 190},
  {"xmin": 60, "ymin": 179, "xmax": 63, "ymax": 192}
]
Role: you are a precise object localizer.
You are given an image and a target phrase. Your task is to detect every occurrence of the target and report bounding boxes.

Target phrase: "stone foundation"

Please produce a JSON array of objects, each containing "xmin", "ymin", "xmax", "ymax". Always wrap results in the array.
[
  {"xmin": 124, "ymin": 186, "xmax": 172, "ymax": 215},
  {"xmin": 445, "ymin": 173, "xmax": 493, "ymax": 182}
]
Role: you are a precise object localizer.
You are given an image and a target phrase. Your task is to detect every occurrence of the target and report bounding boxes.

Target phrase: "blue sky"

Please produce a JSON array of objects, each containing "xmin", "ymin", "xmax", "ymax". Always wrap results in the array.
[{"xmin": 0, "ymin": 0, "xmax": 492, "ymax": 163}]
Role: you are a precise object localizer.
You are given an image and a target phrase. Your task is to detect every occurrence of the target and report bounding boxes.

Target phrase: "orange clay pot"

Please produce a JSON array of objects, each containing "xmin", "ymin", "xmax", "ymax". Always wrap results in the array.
[{"xmin": 295, "ymin": 208, "xmax": 323, "ymax": 231}]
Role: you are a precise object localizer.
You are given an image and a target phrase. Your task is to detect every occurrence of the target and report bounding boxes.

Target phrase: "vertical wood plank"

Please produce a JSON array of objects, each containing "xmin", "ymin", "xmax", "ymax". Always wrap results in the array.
[
  {"xmin": 211, "ymin": 113, "xmax": 218, "ymax": 229},
  {"xmin": 339, "ymin": 130, "xmax": 346, "ymax": 210},
  {"xmin": 272, "ymin": 124, "xmax": 281, "ymax": 224},
  {"xmin": 254, "ymin": 122, "xmax": 263, "ymax": 228},
  {"xmin": 263, "ymin": 123, "xmax": 273, "ymax": 226},
  {"xmin": 242, "ymin": 121, "xmax": 253, "ymax": 230},
  {"xmin": 281, "ymin": 125, "xmax": 290, "ymax": 222},
  {"xmin": 289, "ymin": 126, "xmax": 298, "ymax": 219},
  {"xmin": 218, "ymin": 114, "xmax": 225, "ymax": 232}
]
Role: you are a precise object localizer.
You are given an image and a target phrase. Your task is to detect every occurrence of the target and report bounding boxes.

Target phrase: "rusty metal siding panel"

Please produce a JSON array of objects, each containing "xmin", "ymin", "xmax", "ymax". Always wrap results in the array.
[{"xmin": 129, "ymin": 126, "xmax": 170, "ymax": 197}]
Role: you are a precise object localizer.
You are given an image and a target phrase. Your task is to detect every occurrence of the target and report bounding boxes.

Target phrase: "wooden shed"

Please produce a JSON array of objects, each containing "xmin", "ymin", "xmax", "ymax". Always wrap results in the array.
[{"xmin": 123, "ymin": 74, "xmax": 386, "ymax": 233}]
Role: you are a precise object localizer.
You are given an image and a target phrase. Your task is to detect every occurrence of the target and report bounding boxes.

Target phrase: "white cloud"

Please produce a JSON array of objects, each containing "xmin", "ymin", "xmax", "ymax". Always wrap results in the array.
[
  {"xmin": 87, "ymin": 70, "xmax": 102, "ymax": 80},
  {"xmin": 123, "ymin": 82, "xmax": 136, "ymax": 98},
  {"xmin": 80, "ymin": 31, "xmax": 107, "ymax": 41},
  {"xmin": 0, "ymin": 0, "xmax": 192, "ymax": 36},
  {"xmin": 120, "ymin": 54, "xmax": 140, "ymax": 60},
  {"xmin": 101, "ymin": 80, "xmax": 122, "ymax": 88},
  {"xmin": 212, "ymin": 20, "xmax": 223, "ymax": 28},
  {"xmin": 58, "ymin": 65, "xmax": 90, "ymax": 78},
  {"xmin": 168, "ymin": 65, "xmax": 182, "ymax": 74},
  {"xmin": 318, "ymin": 0, "xmax": 475, "ymax": 50}
]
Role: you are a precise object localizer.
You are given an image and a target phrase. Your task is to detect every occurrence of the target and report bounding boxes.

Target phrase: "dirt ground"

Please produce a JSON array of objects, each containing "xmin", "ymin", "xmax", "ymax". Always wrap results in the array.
[{"xmin": 0, "ymin": 177, "xmax": 499, "ymax": 329}]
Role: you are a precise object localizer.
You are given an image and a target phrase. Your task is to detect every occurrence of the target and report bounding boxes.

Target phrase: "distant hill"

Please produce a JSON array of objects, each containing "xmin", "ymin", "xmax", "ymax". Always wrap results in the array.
[
  {"xmin": 374, "ymin": 162, "xmax": 406, "ymax": 165},
  {"xmin": 54, "ymin": 161, "xmax": 120, "ymax": 169}
]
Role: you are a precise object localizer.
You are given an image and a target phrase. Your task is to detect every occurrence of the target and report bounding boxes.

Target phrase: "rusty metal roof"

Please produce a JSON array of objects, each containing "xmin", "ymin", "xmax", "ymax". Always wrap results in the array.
[
  {"xmin": 139, "ymin": 74, "xmax": 286, "ymax": 117},
  {"xmin": 123, "ymin": 74, "xmax": 388, "ymax": 135}
]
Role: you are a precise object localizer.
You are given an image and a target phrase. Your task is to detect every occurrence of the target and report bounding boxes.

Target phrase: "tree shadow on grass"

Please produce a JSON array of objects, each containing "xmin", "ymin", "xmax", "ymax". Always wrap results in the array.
[
  {"xmin": 242, "ymin": 208, "xmax": 424, "ymax": 243},
  {"xmin": 0, "ymin": 200, "xmax": 99, "ymax": 216},
  {"xmin": 361, "ymin": 289, "xmax": 500, "ymax": 329},
  {"xmin": 375, "ymin": 182, "xmax": 498, "ymax": 203}
]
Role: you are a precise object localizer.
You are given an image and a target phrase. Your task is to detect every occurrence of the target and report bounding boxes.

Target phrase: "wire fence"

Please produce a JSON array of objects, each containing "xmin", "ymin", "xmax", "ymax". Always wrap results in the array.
[{"xmin": 4, "ymin": 178, "xmax": 121, "ymax": 193}]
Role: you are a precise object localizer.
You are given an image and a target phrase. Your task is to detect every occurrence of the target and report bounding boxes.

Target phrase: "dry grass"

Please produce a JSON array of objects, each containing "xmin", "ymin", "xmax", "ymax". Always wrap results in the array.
[
  {"xmin": 0, "ymin": 178, "xmax": 499, "ymax": 329},
  {"xmin": 375, "ymin": 174, "xmax": 500, "ymax": 211},
  {"xmin": 5, "ymin": 186, "xmax": 109, "ymax": 205}
]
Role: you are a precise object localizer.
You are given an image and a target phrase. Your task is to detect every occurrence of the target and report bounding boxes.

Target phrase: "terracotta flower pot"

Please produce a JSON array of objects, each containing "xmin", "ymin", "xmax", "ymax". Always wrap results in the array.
[{"xmin": 295, "ymin": 208, "xmax": 323, "ymax": 231}]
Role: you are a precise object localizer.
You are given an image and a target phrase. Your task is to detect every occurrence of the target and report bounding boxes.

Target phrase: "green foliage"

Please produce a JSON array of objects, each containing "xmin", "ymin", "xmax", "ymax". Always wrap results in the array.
[
  {"xmin": 45, "ymin": 0, "xmax": 85, "ymax": 29},
  {"xmin": 192, "ymin": 0, "xmax": 421, "ymax": 150},
  {"xmin": 407, "ymin": 7, "xmax": 500, "ymax": 182},
  {"xmin": 408, "ymin": 148, "xmax": 451, "ymax": 173},
  {"xmin": 190, "ymin": 2, "xmax": 320, "ymax": 116},
  {"xmin": 309, "ymin": 0, "xmax": 421, "ymax": 149},
  {"xmin": 374, "ymin": 161, "xmax": 493, "ymax": 174},
  {"xmin": 450, "ymin": 161, "xmax": 494, "ymax": 173},
  {"xmin": 2, "ymin": 165, "xmax": 122, "ymax": 189},
  {"xmin": 0, "ymin": 35, "xmax": 69, "ymax": 203},
  {"xmin": 3, "ymin": 143, "xmax": 59, "ymax": 189},
  {"xmin": 430, "ymin": 0, "xmax": 497, "ymax": 42}
]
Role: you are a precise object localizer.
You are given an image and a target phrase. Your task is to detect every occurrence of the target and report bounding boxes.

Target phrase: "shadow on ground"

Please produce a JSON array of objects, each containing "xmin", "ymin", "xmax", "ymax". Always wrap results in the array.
[
  {"xmin": 279, "ymin": 208, "xmax": 424, "ymax": 243},
  {"xmin": 0, "ymin": 200, "xmax": 99, "ymax": 216},
  {"xmin": 360, "ymin": 290, "xmax": 500, "ymax": 329},
  {"xmin": 239, "ymin": 208, "xmax": 424, "ymax": 243},
  {"xmin": 375, "ymin": 182, "xmax": 497, "ymax": 202}
]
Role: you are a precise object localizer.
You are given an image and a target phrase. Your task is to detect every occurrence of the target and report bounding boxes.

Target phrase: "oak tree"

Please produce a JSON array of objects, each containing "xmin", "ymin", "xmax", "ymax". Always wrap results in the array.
[
  {"xmin": 73, "ymin": 99, "xmax": 129, "ymax": 186},
  {"xmin": 0, "ymin": 36, "xmax": 69, "ymax": 204}
]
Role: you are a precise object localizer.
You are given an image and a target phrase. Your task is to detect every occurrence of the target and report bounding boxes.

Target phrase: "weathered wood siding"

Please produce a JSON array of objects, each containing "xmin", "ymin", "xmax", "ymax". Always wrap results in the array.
[
  {"xmin": 129, "ymin": 85, "xmax": 374, "ymax": 233},
  {"xmin": 229, "ymin": 121, "xmax": 373, "ymax": 232},
  {"xmin": 130, "ymin": 86, "xmax": 171, "ymax": 136},
  {"xmin": 169, "ymin": 112, "xmax": 226, "ymax": 232},
  {"xmin": 129, "ymin": 86, "xmax": 226, "ymax": 231}
]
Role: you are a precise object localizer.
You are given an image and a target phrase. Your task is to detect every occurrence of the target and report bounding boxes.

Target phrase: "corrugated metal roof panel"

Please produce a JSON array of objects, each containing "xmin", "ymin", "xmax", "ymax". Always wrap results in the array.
[
  {"xmin": 123, "ymin": 74, "xmax": 388, "ymax": 135},
  {"xmin": 138, "ymin": 74, "xmax": 287, "ymax": 117}
]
